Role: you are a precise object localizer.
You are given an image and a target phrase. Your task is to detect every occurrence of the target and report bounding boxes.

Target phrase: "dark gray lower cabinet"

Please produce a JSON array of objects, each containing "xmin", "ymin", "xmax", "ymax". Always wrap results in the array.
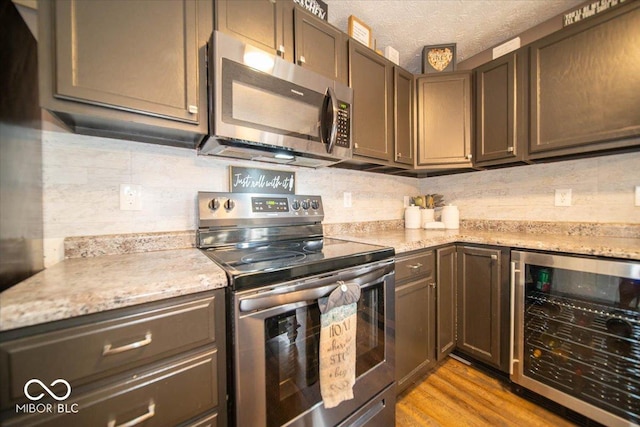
[
  {"xmin": 0, "ymin": 290, "xmax": 226, "ymax": 426},
  {"xmin": 456, "ymin": 245, "xmax": 510, "ymax": 372},
  {"xmin": 436, "ymin": 246, "xmax": 456, "ymax": 361},
  {"xmin": 395, "ymin": 251, "xmax": 436, "ymax": 394}
]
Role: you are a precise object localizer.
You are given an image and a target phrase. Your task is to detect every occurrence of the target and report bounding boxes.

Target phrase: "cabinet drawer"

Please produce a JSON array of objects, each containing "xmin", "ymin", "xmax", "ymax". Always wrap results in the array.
[
  {"xmin": 396, "ymin": 251, "xmax": 434, "ymax": 282},
  {"xmin": 5, "ymin": 348, "xmax": 218, "ymax": 427},
  {"xmin": 0, "ymin": 294, "xmax": 217, "ymax": 407}
]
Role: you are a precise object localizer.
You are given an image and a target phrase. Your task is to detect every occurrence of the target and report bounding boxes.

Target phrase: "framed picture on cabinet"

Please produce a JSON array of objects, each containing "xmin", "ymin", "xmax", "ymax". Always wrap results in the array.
[
  {"xmin": 348, "ymin": 15, "xmax": 372, "ymax": 48},
  {"xmin": 422, "ymin": 43, "xmax": 456, "ymax": 73}
]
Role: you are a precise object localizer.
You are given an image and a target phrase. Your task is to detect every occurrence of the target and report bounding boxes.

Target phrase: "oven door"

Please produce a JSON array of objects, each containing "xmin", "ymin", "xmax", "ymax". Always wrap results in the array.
[{"xmin": 232, "ymin": 259, "xmax": 395, "ymax": 427}]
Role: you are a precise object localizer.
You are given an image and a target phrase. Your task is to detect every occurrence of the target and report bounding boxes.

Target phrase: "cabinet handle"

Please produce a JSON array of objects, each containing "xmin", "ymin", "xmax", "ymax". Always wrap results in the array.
[
  {"xmin": 277, "ymin": 45, "xmax": 285, "ymax": 56},
  {"xmin": 103, "ymin": 332, "xmax": 152, "ymax": 356},
  {"xmin": 408, "ymin": 263, "xmax": 423, "ymax": 270},
  {"xmin": 507, "ymin": 146, "xmax": 514, "ymax": 153},
  {"xmin": 269, "ymin": 0, "xmax": 276, "ymax": 3},
  {"xmin": 107, "ymin": 401, "xmax": 155, "ymax": 427},
  {"xmin": 428, "ymin": 282, "xmax": 436, "ymax": 288},
  {"xmin": 188, "ymin": 105, "xmax": 198, "ymax": 114},
  {"xmin": 491, "ymin": 254, "xmax": 498, "ymax": 260},
  {"xmin": 465, "ymin": 154, "xmax": 473, "ymax": 160},
  {"xmin": 298, "ymin": 56, "xmax": 306, "ymax": 65}
]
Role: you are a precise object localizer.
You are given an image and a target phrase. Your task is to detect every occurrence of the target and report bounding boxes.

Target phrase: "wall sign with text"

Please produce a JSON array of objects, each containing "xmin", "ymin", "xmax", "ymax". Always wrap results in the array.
[{"xmin": 230, "ymin": 166, "xmax": 296, "ymax": 194}]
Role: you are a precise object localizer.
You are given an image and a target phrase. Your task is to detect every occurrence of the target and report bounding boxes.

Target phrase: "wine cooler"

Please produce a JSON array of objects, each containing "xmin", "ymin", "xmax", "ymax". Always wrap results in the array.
[{"xmin": 511, "ymin": 251, "xmax": 640, "ymax": 427}]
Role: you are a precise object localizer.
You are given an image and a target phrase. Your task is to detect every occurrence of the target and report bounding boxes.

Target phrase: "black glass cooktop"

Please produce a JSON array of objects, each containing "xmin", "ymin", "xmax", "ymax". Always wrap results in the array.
[{"xmin": 203, "ymin": 238, "xmax": 394, "ymax": 291}]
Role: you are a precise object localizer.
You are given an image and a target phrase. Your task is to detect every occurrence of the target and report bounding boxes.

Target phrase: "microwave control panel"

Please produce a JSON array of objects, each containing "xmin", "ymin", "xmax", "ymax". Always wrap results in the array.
[{"xmin": 335, "ymin": 102, "xmax": 351, "ymax": 148}]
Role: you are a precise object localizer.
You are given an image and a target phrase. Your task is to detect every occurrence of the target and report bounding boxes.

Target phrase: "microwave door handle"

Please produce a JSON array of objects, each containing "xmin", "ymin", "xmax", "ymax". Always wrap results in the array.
[{"xmin": 322, "ymin": 86, "xmax": 339, "ymax": 153}]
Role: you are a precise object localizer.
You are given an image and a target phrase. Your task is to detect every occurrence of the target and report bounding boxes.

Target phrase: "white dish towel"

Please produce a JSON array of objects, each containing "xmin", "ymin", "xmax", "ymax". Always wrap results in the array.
[{"xmin": 318, "ymin": 282, "xmax": 361, "ymax": 408}]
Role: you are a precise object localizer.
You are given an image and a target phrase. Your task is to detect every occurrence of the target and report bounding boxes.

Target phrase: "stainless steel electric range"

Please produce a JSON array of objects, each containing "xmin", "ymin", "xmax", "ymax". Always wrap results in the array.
[{"xmin": 196, "ymin": 192, "xmax": 396, "ymax": 427}]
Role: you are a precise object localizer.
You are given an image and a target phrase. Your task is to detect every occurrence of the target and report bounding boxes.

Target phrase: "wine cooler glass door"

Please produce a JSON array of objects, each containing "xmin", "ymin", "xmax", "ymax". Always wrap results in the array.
[{"xmin": 511, "ymin": 251, "xmax": 640, "ymax": 427}]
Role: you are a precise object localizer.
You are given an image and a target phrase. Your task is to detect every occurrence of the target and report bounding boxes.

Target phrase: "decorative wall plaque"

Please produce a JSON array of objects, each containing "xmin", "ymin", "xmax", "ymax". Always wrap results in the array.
[
  {"xmin": 348, "ymin": 15, "xmax": 373, "ymax": 48},
  {"xmin": 292, "ymin": 0, "xmax": 328, "ymax": 21},
  {"xmin": 230, "ymin": 166, "xmax": 296, "ymax": 194},
  {"xmin": 422, "ymin": 44, "xmax": 456, "ymax": 74}
]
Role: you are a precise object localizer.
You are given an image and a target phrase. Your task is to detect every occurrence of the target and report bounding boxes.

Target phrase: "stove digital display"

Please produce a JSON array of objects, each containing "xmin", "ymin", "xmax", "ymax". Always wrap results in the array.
[{"xmin": 252, "ymin": 197, "xmax": 289, "ymax": 212}]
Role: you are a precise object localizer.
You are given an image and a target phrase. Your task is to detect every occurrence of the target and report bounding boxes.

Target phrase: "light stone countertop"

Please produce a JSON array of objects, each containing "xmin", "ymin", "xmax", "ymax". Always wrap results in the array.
[
  {"xmin": 2, "ymin": 228, "xmax": 638, "ymax": 333},
  {"xmin": 334, "ymin": 229, "xmax": 640, "ymax": 259},
  {"xmin": 0, "ymin": 249, "xmax": 227, "ymax": 332}
]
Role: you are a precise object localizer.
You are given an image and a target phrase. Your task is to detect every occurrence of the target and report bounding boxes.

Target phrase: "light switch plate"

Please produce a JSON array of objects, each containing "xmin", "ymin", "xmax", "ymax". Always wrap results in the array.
[
  {"xmin": 554, "ymin": 189, "xmax": 572, "ymax": 207},
  {"xmin": 635, "ymin": 186, "xmax": 640, "ymax": 206}
]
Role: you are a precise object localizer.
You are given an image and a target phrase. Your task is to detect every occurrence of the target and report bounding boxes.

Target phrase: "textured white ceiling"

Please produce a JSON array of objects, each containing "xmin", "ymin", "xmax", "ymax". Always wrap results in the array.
[{"xmin": 325, "ymin": 0, "xmax": 584, "ymax": 73}]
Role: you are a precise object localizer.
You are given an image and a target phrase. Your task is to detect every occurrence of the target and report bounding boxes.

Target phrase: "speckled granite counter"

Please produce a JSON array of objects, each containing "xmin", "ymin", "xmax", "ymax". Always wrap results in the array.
[
  {"xmin": 0, "ymin": 249, "xmax": 227, "ymax": 332},
  {"xmin": 333, "ymin": 228, "xmax": 640, "ymax": 260}
]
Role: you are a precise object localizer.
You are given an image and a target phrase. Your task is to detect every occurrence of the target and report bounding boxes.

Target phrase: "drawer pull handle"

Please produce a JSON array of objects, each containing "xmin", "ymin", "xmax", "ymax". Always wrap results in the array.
[
  {"xmin": 408, "ymin": 263, "xmax": 423, "ymax": 270},
  {"xmin": 108, "ymin": 401, "xmax": 155, "ymax": 427},
  {"xmin": 103, "ymin": 332, "xmax": 152, "ymax": 356}
]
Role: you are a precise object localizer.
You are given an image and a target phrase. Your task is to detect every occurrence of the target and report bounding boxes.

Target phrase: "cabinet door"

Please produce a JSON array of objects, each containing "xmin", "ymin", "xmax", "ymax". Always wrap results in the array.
[
  {"xmin": 293, "ymin": 8, "xmax": 347, "ymax": 84},
  {"xmin": 416, "ymin": 72, "xmax": 473, "ymax": 168},
  {"xmin": 349, "ymin": 40, "xmax": 394, "ymax": 162},
  {"xmin": 395, "ymin": 278, "xmax": 435, "ymax": 392},
  {"xmin": 52, "ymin": 0, "xmax": 202, "ymax": 124},
  {"xmin": 474, "ymin": 50, "xmax": 529, "ymax": 166},
  {"xmin": 456, "ymin": 246, "xmax": 509, "ymax": 372},
  {"xmin": 394, "ymin": 67, "xmax": 414, "ymax": 166},
  {"xmin": 529, "ymin": 2, "xmax": 640, "ymax": 157},
  {"xmin": 436, "ymin": 246, "xmax": 456, "ymax": 361},
  {"xmin": 215, "ymin": 0, "xmax": 293, "ymax": 62}
]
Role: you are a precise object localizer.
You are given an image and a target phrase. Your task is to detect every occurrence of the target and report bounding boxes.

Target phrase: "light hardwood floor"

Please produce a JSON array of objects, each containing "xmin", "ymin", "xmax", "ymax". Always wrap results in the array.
[{"xmin": 396, "ymin": 357, "xmax": 577, "ymax": 427}]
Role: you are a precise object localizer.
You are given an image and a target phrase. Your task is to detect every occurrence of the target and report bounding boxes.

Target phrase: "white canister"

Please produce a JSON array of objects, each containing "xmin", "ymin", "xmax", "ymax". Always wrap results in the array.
[
  {"xmin": 421, "ymin": 208, "xmax": 435, "ymax": 227},
  {"xmin": 404, "ymin": 206, "xmax": 421, "ymax": 229},
  {"xmin": 441, "ymin": 205, "xmax": 460, "ymax": 229}
]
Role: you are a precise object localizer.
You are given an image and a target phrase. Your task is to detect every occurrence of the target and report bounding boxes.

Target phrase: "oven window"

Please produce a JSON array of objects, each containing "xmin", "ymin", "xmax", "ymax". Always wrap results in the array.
[{"xmin": 264, "ymin": 283, "xmax": 385, "ymax": 427}]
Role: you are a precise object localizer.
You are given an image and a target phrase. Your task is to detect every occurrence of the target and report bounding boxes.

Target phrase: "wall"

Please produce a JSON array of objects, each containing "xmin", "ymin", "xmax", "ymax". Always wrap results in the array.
[
  {"xmin": 420, "ymin": 146, "xmax": 640, "ymax": 223},
  {"xmin": 42, "ymin": 125, "xmax": 419, "ymax": 266}
]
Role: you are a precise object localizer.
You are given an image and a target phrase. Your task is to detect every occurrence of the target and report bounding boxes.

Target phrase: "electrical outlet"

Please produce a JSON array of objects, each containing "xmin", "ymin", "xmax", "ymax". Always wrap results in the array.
[
  {"xmin": 635, "ymin": 186, "xmax": 640, "ymax": 207},
  {"xmin": 554, "ymin": 189, "xmax": 572, "ymax": 207},
  {"xmin": 343, "ymin": 192, "xmax": 352, "ymax": 208},
  {"xmin": 120, "ymin": 184, "xmax": 142, "ymax": 211}
]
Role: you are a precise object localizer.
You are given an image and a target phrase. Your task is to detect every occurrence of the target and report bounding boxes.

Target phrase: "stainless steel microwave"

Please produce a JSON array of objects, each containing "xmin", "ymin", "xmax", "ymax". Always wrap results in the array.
[{"xmin": 200, "ymin": 31, "xmax": 353, "ymax": 168}]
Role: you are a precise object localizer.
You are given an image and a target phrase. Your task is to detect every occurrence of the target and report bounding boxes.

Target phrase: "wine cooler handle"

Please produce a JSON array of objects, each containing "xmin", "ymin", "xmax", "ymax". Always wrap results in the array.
[{"xmin": 509, "ymin": 261, "xmax": 520, "ymax": 376}]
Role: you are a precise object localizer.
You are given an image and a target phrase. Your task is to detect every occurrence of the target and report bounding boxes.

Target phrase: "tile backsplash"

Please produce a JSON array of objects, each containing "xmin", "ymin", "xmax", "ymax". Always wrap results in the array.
[{"xmin": 42, "ymin": 124, "xmax": 639, "ymax": 266}]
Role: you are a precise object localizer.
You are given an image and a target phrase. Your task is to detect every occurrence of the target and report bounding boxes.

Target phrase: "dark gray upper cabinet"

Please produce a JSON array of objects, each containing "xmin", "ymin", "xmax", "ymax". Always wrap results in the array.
[
  {"xmin": 395, "ymin": 251, "xmax": 436, "ymax": 394},
  {"xmin": 474, "ymin": 49, "xmax": 529, "ymax": 166},
  {"xmin": 39, "ymin": 0, "xmax": 211, "ymax": 148},
  {"xmin": 215, "ymin": 0, "xmax": 293, "ymax": 61},
  {"xmin": 349, "ymin": 40, "xmax": 394, "ymax": 162},
  {"xmin": 416, "ymin": 72, "xmax": 473, "ymax": 169},
  {"xmin": 215, "ymin": 0, "xmax": 347, "ymax": 84},
  {"xmin": 529, "ymin": 1, "xmax": 640, "ymax": 158},
  {"xmin": 394, "ymin": 67, "xmax": 415, "ymax": 166},
  {"xmin": 293, "ymin": 8, "xmax": 347, "ymax": 84},
  {"xmin": 456, "ymin": 245, "xmax": 510, "ymax": 372},
  {"xmin": 436, "ymin": 246, "xmax": 456, "ymax": 361}
]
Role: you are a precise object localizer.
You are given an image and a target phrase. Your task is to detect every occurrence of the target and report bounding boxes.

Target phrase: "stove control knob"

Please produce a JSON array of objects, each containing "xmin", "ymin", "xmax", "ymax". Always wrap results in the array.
[
  {"xmin": 301, "ymin": 200, "xmax": 310, "ymax": 210},
  {"xmin": 311, "ymin": 200, "xmax": 320, "ymax": 210},
  {"xmin": 291, "ymin": 200, "xmax": 301, "ymax": 211},
  {"xmin": 208, "ymin": 198, "xmax": 220, "ymax": 211},
  {"xmin": 224, "ymin": 199, "xmax": 235, "ymax": 211}
]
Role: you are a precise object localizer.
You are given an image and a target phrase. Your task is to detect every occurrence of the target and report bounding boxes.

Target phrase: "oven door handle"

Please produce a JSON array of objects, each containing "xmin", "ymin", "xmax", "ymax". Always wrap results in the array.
[{"xmin": 239, "ymin": 264, "xmax": 393, "ymax": 313}]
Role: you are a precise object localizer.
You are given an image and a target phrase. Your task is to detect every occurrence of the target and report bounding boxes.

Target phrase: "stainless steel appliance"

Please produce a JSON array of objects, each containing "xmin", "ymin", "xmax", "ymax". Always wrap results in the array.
[
  {"xmin": 197, "ymin": 192, "xmax": 396, "ymax": 427},
  {"xmin": 0, "ymin": 2, "xmax": 44, "ymax": 291},
  {"xmin": 200, "ymin": 31, "xmax": 353, "ymax": 168},
  {"xmin": 511, "ymin": 251, "xmax": 640, "ymax": 426}
]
